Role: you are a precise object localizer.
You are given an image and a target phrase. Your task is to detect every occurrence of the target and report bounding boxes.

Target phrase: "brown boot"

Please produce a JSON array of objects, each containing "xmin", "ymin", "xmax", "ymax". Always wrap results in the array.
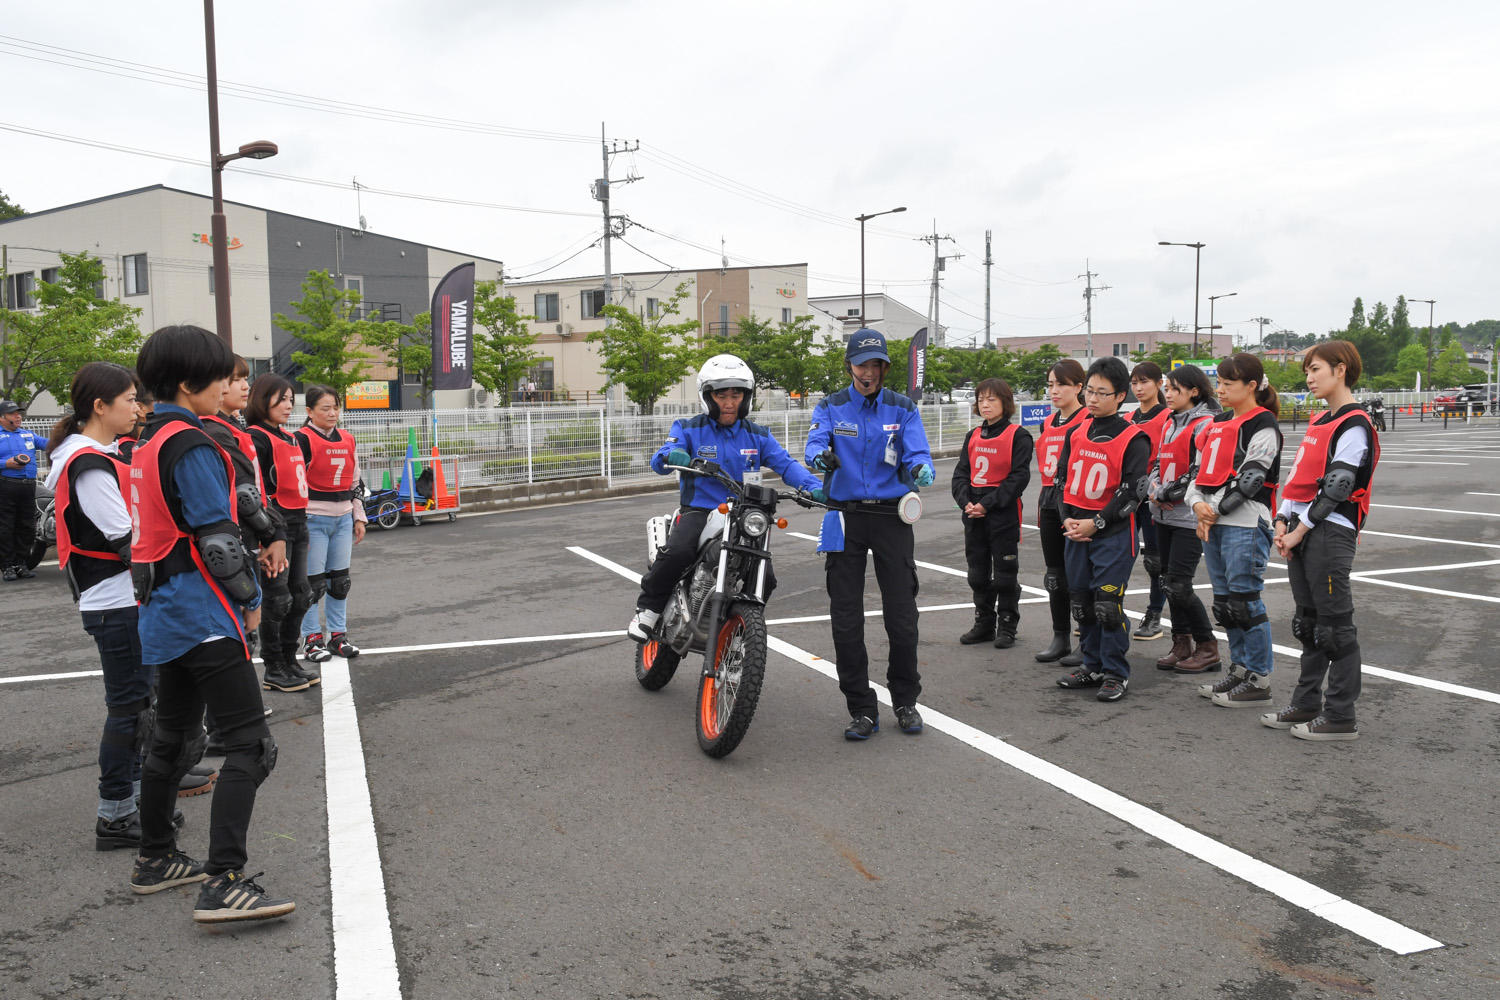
[
  {"xmin": 1155, "ymin": 633, "xmax": 1193, "ymax": 671},
  {"xmin": 1173, "ymin": 638, "xmax": 1221, "ymax": 674}
]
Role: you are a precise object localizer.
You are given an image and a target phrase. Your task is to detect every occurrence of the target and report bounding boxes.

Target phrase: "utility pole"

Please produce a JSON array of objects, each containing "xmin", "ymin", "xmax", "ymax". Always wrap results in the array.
[
  {"xmin": 920, "ymin": 224, "xmax": 961, "ymax": 347},
  {"xmin": 1251, "ymin": 316, "xmax": 1272, "ymax": 355},
  {"xmin": 983, "ymin": 229, "xmax": 993, "ymax": 348},
  {"xmin": 1410, "ymin": 298, "xmax": 1435, "ymax": 391},
  {"xmin": 592, "ymin": 122, "xmax": 640, "ymax": 414},
  {"xmin": 1079, "ymin": 260, "xmax": 1110, "ymax": 363}
]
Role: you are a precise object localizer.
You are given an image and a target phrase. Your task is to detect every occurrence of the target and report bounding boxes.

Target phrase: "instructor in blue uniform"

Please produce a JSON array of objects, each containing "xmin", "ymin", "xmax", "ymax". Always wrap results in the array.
[
  {"xmin": 1, "ymin": 399, "xmax": 42, "ymax": 581},
  {"xmin": 805, "ymin": 330, "xmax": 934, "ymax": 740}
]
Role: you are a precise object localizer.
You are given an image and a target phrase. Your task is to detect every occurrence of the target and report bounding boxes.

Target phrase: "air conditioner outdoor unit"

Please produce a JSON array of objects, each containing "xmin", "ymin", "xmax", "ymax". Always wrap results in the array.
[
  {"xmin": 470, "ymin": 387, "xmax": 490, "ymax": 407},
  {"xmin": 560, "ymin": 323, "xmax": 573, "ymax": 337},
  {"xmin": 555, "ymin": 323, "xmax": 563, "ymax": 334}
]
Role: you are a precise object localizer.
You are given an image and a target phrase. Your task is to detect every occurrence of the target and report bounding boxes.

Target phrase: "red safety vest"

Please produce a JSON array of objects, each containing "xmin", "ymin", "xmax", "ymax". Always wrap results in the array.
[
  {"xmin": 250, "ymin": 424, "xmax": 308, "ymax": 510},
  {"xmin": 1062, "ymin": 421, "xmax": 1142, "ymax": 512},
  {"xmin": 54, "ymin": 445, "xmax": 127, "ymax": 570},
  {"xmin": 966, "ymin": 422, "xmax": 1023, "ymax": 524},
  {"xmin": 1130, "ymin": 403, "xmax": 1173, "ymax": 461},
  {"xmin": 115, "ymin": 435, "xmax": 138, "ymax": 463},
  {"xmin": 202, "ymin": 413, "xmax": 264, "ymax": 496},
  {"xmin": 1155, "ymin": 411, "xmax": 1214, "ymax": 487},
  {"xmin": 1035, "ymin": 409, "xmax": 1086, "ymax": 488},
  {"xmin": 1194, "ymin": 406, "xmax": 1281, "ymax": 510},
  {"xmin": 298, "ymin": 425, "xmax": 357, "ymax": 501},
  {"xmin": 129, "ymin": 418, "xmax": 247, "ymax": 653},
  {"xmin": 1281, "ymin": 405, "xmax": 1380, "ymax": 529}
]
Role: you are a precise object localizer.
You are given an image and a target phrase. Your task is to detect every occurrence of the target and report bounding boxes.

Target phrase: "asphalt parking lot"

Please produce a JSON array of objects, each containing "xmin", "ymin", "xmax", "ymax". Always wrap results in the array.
[{"xmin": 3, "ymin": 421, "xmax": 1499, "ymax": 999}]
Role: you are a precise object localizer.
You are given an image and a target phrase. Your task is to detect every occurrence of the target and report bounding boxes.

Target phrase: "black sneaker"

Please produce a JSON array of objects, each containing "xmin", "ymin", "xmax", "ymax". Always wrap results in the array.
[
  {"xmin": 1131, "ymin": 612, "xmax": 1163, "ymax": 640},
  {"xmin": 1097, "ymin": 675, "xmax": 1129, "ymax": 702},
  {"xmin": 192, "ymin": 870, "xmax": 297, "ymax": 923},
  {"xmin": 95, "ymin": 813, "xmax": 141, "ymax": 851},
  {"xmin": 130, "ymin": 850, "xmax": 208, "ymax": 894},
  {"xmin": 894, "ymin": 705, "xmax": 923, "ymax": 734},
  {"xmin": 1057, "ymin": 665, "xmax": 1105, "ymax": 689},
  {"xmin": 263, "ymin": 667, "xmax": 311, "ymax": 693},
  {"xmin": 15, "ymin": 564, "xmax": 35, "ymax": 579},
  {"xmin": 1, "ymin": 566, "xmax": 17, "ymax": 582},
  {"xmin": 844, "ymin": 715, "xmax": 879, "ymax": 740},
  {"xmin": 1290, "ymin": 715, "xmax": 1359, "ymax": 742},
  {"xmin": 1260, "ymin": 705, "xmax": 1320, "ymax": 730}
]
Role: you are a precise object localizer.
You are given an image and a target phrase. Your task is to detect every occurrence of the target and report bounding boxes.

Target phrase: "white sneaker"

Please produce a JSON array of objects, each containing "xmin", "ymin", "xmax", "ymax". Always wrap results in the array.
[{"xmin": 627, "ymin": 609, "xmax": 660, "ymax": 643}]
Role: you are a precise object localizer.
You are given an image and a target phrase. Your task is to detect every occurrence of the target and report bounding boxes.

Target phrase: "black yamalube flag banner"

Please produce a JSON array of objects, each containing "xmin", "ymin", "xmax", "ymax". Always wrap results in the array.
[
  {"xmin": 431, "ymin": 261, "xmax": 475, "ymax": 391},
  {"xmin": 907, "ymin": 326, "xmax": 928, "ymax": 399}
]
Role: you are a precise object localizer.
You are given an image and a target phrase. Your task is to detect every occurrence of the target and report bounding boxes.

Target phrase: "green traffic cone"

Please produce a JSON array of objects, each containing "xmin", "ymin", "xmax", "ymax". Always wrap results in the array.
[{"xmin": 381, "ymin": 468, "xmax": 392, "ymax": 490}]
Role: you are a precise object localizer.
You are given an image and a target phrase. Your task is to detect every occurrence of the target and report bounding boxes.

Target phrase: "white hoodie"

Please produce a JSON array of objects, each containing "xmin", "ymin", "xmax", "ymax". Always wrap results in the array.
[{"xmin": 45, "ymin": 433, "xmax": 134, "ymax": 612}]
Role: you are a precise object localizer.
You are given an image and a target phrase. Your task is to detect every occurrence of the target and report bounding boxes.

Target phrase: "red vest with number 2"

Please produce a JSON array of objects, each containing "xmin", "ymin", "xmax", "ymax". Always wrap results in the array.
[{"xmin": 967, "ymin": 423, "xmax": 1022, "ymax": 523}]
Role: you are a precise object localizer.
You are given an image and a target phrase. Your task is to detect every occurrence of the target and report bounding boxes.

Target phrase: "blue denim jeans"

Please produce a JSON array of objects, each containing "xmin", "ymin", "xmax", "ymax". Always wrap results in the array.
[
  {"xmin": 301, "ymin": 511, "xmax": 354, "ymax": 637},
  {"xmin": 1201, "ymin": 519, "xmax": 1274, "ymax": 675},
  {"xmin": 81, "ymin": 605, "xmax": 154, "ymax": 820}
]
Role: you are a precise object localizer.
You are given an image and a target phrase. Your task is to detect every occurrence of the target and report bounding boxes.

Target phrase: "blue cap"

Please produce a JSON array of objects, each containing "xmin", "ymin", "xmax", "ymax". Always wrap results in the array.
[{"xmin": 846, "ymin": 328, "xmax": 890, "ymax": 365}]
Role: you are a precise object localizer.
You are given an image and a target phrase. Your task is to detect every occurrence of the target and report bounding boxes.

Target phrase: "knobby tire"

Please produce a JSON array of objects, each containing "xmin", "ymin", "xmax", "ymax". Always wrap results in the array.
[{"xmin": 696, "ymin": 605, "xmax": 767, "ymax": 758}]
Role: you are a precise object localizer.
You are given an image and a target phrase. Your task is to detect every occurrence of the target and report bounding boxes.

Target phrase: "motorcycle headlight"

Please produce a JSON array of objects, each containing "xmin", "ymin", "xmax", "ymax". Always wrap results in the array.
[{"xmin": 741, "ymin": 509, "xmax": 770, "ymax": 538}]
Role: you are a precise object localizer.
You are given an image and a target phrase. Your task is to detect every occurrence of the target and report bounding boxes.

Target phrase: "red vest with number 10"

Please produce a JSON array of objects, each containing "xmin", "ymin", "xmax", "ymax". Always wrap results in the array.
[
  {"xmin": 1062, "ymin": 422, "xmax": 1142, "ymax": 511},
  {"xmin": 1281, "ymin": 405, "xmax": 1380, "ymax": 529},
  {"xmin": 299, "ymin": 425, "xmax": 357, "ymax": 501}
]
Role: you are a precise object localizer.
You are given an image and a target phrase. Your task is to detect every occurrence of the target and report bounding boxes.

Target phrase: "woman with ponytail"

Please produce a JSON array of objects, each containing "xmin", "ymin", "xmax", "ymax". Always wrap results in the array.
[
  {"xmin": 1184, "ymin": 353, "xmax": 1283, "ymax": 710},
  {"xmin": 1032, "ymin": 360, "xmax": 1089, "ymax": 665},
  {"xmin": 44, "ymin": 363, "xmax": 160, "ymax": 848},
  {"xmin": 295, "ymin": 384, "xmax": 367, "ymax": 661}
]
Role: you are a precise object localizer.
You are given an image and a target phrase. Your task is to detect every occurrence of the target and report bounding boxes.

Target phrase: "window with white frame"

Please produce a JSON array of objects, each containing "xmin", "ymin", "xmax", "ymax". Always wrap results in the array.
[
  {"xmin": 123, "ymin": 254, "xmax": 149, "ymax": 296},
  {"xmin": 534, "ymin": 292, "xmax": 559, "ymax": 322},
  {"xmin": 781, "ymin": 308, "xmax": 792, "ymax": 324},
  {"xmin": 646, "ymin": 297, "xmax": 659, "ymax": 319},
  {"xmin": 581, "ymin": 288, "xmax": 606, "ymax": 318}
]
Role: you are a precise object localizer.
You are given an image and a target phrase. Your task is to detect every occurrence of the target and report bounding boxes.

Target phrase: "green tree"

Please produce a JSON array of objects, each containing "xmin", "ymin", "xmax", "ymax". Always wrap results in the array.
[
  {"xmin": 362, "ymin": 311, "xmax": 433, "ymax": 407},
  {"xmin": 274, "ymin": 270, "xmax": 379, "ymax": 400},
  {"xmin": 586, "ymin": 282, "xmax": 702, "ymax": 414},
  {"xmin": 1432, "ymin": 341, "xmax": 1480, "ymax": 387},
  {"xmin": 1390, "ymin": 295, "xmax": 1412, "ymax": 353},
  {"xmin": 0, "ymin": 189, "xmax": 23, "ymax": 220},
  {"xmin": 720, "ymin": 313, "xmax": 782, "ymax": 397},
  {"xmin": 1393, "ymin": 343, "xmax": 1426, "ymax": 387},
  {"xmin": 471, "ymin": 281, "xmax": 540, "ymax": 406},
  {"xmin": 750, "ymin": 315, "xmax": 838, "ymax": 408},
  {"xmin": 1345, "ymin": 327, "xmax": 1392, "ymax": 377},
  {"xmin": 1347, "ymin": 297, "xmax": 1367, "ymax": 334},
  {"xmin": 1009, "ymin": 344, "xmax": 1067, "ymax": 395},
  {"xmin": 1, "ymin": 252, "xmax": 142, "ymax": 408}
]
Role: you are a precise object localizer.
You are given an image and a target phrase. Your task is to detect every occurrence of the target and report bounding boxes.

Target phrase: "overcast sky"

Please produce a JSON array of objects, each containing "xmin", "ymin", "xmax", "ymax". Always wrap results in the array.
[{"xmin": 4, "ymin": 1, "xmax": 1497, "ymax": 347}]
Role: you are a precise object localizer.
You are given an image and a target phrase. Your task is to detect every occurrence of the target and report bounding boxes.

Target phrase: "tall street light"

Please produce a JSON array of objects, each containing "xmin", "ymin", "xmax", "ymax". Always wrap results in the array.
[
  {"xmin": 1409, "ymin": 297, "xmax": 1435, "ymax": 390},
  {"xmin": 205, "ymin": 0, "xmax": 278, "ymax": 350},
  {"xmin": 1159, "ymin": 240, "xmax": 1205, "ymax": 357},
  {"xmin": 856, "ymin": 206, "xmax": 906, "ymax": 327},
  {"xmin": 1208, "ymin": 292, "xmax": 1237, "ymax": 357}
]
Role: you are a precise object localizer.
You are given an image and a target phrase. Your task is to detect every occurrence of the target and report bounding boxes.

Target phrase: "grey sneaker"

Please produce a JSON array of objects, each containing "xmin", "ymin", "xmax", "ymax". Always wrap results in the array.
[
  {"xmin": 1260, "ymin": 705, "xmax": 1320, "ymax": 730},
  {"xmin": 130, "ymin": 850, "xmax": 208, "ymax": 895},
  {"xmin": 1211, "ymin": 671, "xmax": 1272, "ymax": 708},
  {"xmin": 1290, "ymin": 716, "xmax": 1359, "ymax": 742},
  {"xmin": 192, "ymin": 870, "xmax": 296, "ymax": 923},
  {"xmin": 1131, "ymin": 612, "xmax": 1163, "ymax": 640},
  {"xmin": 1199, "ymin": 663, "xmax": 1247, "ymax": 699}
]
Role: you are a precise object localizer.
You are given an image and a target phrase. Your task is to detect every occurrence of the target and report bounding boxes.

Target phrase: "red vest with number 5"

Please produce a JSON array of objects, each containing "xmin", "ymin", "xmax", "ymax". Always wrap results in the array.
[
  {"xmin": 1035, "ymin": 409, "xmax": 1086, "ymax": 488},
  {"xmin": 1062, "ymin": 422, "xmax": 1142, "ymax": 512},
  {"xmin": 299, "ymin": 425, "xmax": 357, "ymax": 501}
]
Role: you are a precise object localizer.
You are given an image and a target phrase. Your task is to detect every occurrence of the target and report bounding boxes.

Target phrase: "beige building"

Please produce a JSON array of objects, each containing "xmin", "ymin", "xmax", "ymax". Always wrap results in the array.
[
  {"xmin": 506, "ymin": 262, "xmax": 810, "ymax": 408},
  {"xmin": 993, "ymin": 330, "xmax": 1234, "ymax": 364}
]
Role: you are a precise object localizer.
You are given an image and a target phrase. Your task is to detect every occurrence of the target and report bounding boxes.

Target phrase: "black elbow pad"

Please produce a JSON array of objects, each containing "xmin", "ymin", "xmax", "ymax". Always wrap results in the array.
[
  {"xmin": 1307, "ymin": 465, "xmax": 1358, "ymax": 522},
  {"xmin": 235, "ymin": 483, "xmax": 276, "ymax": 543},
  {"xmin": 194, "ymin": 522, "xmax": 259, "ymax": 603}
]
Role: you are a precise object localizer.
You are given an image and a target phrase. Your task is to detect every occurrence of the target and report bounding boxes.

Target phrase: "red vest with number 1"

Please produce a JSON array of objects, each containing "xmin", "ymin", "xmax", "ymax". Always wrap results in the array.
[{"xmin": 1062, "ymin": 421, "xmax": 1142, "ymax": 512}]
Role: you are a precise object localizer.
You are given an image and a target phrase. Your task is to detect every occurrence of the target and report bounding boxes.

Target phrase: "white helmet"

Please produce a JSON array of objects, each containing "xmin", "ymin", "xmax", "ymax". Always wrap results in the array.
[{"xmin": 697, "ymin": 353, "xmax": 755, "ymax": 421}]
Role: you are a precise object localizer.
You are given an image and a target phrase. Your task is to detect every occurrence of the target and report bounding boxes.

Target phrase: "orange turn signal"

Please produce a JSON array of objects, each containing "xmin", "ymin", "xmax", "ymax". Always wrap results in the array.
[
  {"xmin": 717, "ymin": 502, "xmax": 729, "ymax": 514},
  {"xmin": 776, "ymin": 518, "xmax": 788, "ymax": 529}
]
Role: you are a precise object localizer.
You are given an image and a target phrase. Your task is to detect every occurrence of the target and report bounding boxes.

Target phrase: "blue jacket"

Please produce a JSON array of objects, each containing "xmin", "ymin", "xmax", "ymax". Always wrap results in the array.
[
  {"xmin": 805, "ymin": 387, "xmax": 933, "ymax": 502},
  {"xmin": 138, "ymin": 404, "xmax": 261, "ymax": 666},
  {"xmin": 652, "ymin": 414, "xmax": 820, "ymax": 508},
  {"xmin": 0, "ymin": 425, "xmax": 42, "ymax": 480}
]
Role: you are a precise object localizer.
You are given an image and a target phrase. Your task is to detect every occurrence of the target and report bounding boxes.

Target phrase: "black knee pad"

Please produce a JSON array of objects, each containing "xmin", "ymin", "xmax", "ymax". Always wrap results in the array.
[
  {"xmin": 1142, "ymin": 552, "xmax": 1162, "ymax": 577},
  {"xmin": 1314, "ymin": 620, "xmax": 1358, "ymax": 658},
  {"xmin": 1070, "ymin": 591, "xmax": 1095, "ymax": 625},
  {"xmin": 1043, "ymin": 568, "xmax": 1066, "ymax": 594},
  {"xmin": 1211, "ymin": 595, "xmax": 1232, "ymax": 629},
  {"xmin": 327, "ymin": 569, "xmax": 351, "ymax": 600},
  {"xmin": 1291, "ymin": 606, "xmax": 1318, "ymax": 648},
  {"xmin": 143, "ymin": 727, "xmax": 206, "ymax": 786},
  {"xmin": 1229, "ymin": 591, "xmax": 1268, "ymax": 628},
  {"xmin": 1162, "ymin": 574, "xmax": 1195, "ymax": 605},
  {"xmin": 104, "ymin": 696, "xmax": 153, "ymax": 753},
  {"xmin": 219, "ymin": 720, "xmax": 276, "ymax": 785},
  {"xmin": 307, "ymin": 572, "xmax": 329, "ymax": 603},
  {"xmin": 994, "ymin": 556, "xmax": 1020, "ymax": 601},
  {"xmin": 289, "ymin": 579, "xmax": 314, "ymax": 618},
  {"xmin": 1093, "ymin": 588, "xmax": 1126, "ymax": 627}
]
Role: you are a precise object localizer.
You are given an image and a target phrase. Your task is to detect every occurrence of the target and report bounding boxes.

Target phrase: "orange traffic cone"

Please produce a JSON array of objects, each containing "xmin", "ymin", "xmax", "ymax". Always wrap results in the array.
[{"xmin": 430, "ymin": 445, "xmax": 456, "ymax": 509}]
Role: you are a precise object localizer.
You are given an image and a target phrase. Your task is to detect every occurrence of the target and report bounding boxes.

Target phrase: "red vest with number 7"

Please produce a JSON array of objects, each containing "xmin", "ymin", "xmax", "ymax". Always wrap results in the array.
[
  {"xmin": 298, "ymin": 425, "xmax": 357, "ymax": 501},
  {"xmin": 1062, "ymin": 422, "xmax": 1142, "ymax": 511},
  {"xmin": 1035, "ymin": 409, "xmax": 1086, "ymax": 488}
]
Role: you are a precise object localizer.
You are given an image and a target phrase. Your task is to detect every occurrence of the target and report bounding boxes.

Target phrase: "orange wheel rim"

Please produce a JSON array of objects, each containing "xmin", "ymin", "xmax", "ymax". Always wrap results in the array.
[
  {"xmin": 700, "ymin": 615, "xmax": 742, "ymax": 740},
  {"xmin": 642, "ymin": 640, "xmax": 658, "ymax": 671},
  {"xmin": 699, "ymin": 675, "xmax": 721, "ymax": 739}
]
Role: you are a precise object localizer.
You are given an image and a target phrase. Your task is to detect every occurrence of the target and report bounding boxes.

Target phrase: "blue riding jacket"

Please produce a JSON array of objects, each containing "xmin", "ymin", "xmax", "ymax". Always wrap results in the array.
[
  {"xmin": 804, "ymin": 387, "xmax": 933, "ymax": 502},
  {"xmin": 651, "ymin": 414, "xmax": 820, "ymax": 509}
]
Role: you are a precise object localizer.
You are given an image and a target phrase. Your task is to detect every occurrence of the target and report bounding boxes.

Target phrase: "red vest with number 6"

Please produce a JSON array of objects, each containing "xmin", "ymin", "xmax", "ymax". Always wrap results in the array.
[
  {"xmin": 299, "ymin": 425, "xmax": 357, "ymax": 501},
  {"xmin": 1281, "ymin": 405, "xmax": 1380, "ymax": 529},
  {"xmin": 251, "ymin": 424, "xmax": 308, "ymax": 510},
  {"xmin": 1155, "ymin": 412, "xmax": 1213, "ymax": 487},
  {"xmin": 202, "ymin": 413, "xmax": 264, "ymax": 496},
  {"xmin": 1036, "ymin": 409, "xmax": 1086, "ymax": 488},
  {"xmin": 1062, "ymin": 422, "xmax": 1142, "ymax": 511}
]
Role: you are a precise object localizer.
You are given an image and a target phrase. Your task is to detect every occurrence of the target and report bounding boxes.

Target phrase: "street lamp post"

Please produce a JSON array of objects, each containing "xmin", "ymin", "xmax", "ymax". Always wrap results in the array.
[
  {"xmin": 1409, "ymin": 298, "xmax": 1435, "ymax": 391},
  {"xmin": 205, "ymin": 0, "xmax": 277, "ymax": 350},
  {"xmin": 1208, "ymin": 292, "xmax": 1237, "ymax": 356},
  {"xmin": 1158, "ymin": 240, "xmax": 1205, "ymax": 357},
  {"xmin": 856, "ymin": 206, "xmax": 906, "ymax": 327}
]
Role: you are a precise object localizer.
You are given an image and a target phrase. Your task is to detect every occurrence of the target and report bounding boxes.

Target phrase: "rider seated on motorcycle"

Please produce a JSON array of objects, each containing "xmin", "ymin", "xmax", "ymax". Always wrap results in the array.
[{"xmin": 627, "ymin": 354, "xmax": 824, "ymax": 642}]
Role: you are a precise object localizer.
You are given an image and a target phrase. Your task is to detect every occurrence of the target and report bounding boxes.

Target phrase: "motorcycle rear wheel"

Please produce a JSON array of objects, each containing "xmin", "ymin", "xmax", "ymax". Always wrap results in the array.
[
  {"xmin": 635, "ymin": 637, "xmax": 681, "ymax": 691},
  {"xmin": 696, "ymin": 605, "xmax": 767, "ymax": 758}
]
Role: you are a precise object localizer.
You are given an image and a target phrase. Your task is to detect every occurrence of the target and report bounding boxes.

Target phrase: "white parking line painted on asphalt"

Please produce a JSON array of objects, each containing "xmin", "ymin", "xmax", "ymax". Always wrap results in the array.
[
  {"xmin": 1350, "ymin": 558, "xmax": 1500, "ymax": 577},
  {"xmin": 1378, "ymin": 460, "xmax": 1468, "ymax": 465},
  {"xmin": 1466, "ymin": 492, "xmax": 1500, "ymax": 497},
  {"xmin": 0, "ymin": 669, "xmax": 101, "ymax": 685},
  {"xmin": 1373, "ymin": 502, "xmax": 1500, "ymax": 518},
  {"xmin": 567, "ymin": 544, "xmax": 1443, "ymax": 956},
  {"xmin": 1362, "ymin": 529, "xmax": 1500, "ymax": 550},
  {"xmin": 321, "ymin": 656, "xmax": 402, "ymax": 1000},
  {"xmin": 1349, "ymin": 576, "xmax": 1500, "ymax": 604}
]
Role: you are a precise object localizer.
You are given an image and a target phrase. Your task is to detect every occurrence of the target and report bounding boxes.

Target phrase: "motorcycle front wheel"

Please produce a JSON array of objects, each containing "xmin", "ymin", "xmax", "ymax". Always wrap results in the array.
[
  {"xmin": 635, "ymin": 637, "xmax": 681, "ymax": 691},
  {"xmin": 696, "ymin": 605, "xmax": 767, "ymax": 758}
]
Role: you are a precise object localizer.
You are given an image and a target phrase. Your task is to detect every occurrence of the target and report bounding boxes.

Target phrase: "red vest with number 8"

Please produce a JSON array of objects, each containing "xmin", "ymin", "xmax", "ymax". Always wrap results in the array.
[{"xmin": 251, "ymin": 424, "xmax": 308, "ymax": 510}]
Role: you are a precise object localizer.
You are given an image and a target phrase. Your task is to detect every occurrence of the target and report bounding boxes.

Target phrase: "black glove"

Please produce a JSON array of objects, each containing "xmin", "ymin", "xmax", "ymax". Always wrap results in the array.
[{"xmin": 812, "ymin": 449, "xmax": 840, "ymax": 473}]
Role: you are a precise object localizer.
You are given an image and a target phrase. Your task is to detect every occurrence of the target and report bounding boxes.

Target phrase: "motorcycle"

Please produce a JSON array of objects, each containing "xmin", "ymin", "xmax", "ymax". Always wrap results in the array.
[
  {"xmin": 1360, "ymin": 396, "xmax": 1387, "ymax": 433},
  {"xmin": 28, "ymin": 481, "xmax": 55, "ymax": 570},
  {"xmin": 634, "ymin": 460, "xmax": 829, "ymax": 758}
]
